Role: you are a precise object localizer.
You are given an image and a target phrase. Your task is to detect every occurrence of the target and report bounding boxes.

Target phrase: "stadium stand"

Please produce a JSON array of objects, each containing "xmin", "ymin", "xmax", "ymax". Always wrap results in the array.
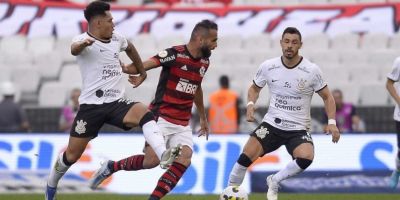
[{"xmin": 0, "ymin": 0, "xmax": 398, "ymax": 133}]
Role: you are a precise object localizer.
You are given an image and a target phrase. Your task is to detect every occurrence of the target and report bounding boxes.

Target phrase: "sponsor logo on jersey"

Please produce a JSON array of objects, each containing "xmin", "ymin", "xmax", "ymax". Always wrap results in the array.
[
  {"xmin": 268, "ymin": 64, "xmax": 280, "ymax": 71},
  {"xmin": 75, "ymin": 120, "xmax": 87, "ymax": 135},
  {"xmin": 160, "ymin": 55, "xmax": 175, "ymax": 63},
  {"xmin": 255, "ymin": 126, "xmax": 269, "ymax": 139},
  {"xmin": 298, "ymin": 66, "xmax": 310, "ymax": 73},
  {"xmin": 177, "ymin": 53, "xmax": 189, "ymax": 59},
  {"xmin": 199, "ymin": 66, "xmax": 206, "ymax": 77},
  {"xmin": 176, "ymin": 78, "xmax": 198, "ymax": 94},
  {"xmin": 104, "ymin": 89, "xmax": 120, "ymax": 98}
]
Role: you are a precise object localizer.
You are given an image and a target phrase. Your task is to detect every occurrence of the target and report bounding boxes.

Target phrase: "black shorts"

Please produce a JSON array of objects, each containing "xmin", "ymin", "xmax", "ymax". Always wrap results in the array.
[
  {"xmin": 70, "ymin": 98, "xmax": 138, "ymax": 138},
  {"xmin": 250, "ymin": 122, "xmax": 314, "ymax": 157}
]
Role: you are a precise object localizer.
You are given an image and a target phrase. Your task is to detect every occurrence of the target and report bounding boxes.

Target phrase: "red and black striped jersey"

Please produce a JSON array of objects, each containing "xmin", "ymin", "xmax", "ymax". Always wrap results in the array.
[{"xmin": 149, "ymin": 45, "xmax": 209, "ymax": 126}]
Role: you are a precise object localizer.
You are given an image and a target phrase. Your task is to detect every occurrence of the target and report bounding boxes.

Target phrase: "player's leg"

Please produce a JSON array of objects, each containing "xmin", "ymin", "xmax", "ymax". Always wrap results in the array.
[
  {"xmin": 267, "ymin": 131, "xmax": 314, "ymax": 200},
  {"xmin": 46, "ymin": 104, "xmax": 103, "ymax": 200},
  {"xmin": 111, "ymin": 100, "xmax": 180, "ymax": 167},
  {"xmin": 389, "ymin": 121, "xmax": 400, "ymax": 188},
  {"xmin": 46, "ymin": 136, "xmax": 91, "ymax": 200},
  {"xmin": 149, "ymin": 130, "xmax": 191, "ymax": 200},
  {"xmin": 89, "ymin": 143, "xmax": 160, "ymax": 189},
  {"xmin": 228, "ymin": 122, "xmax": 281, "ymax": 186}
]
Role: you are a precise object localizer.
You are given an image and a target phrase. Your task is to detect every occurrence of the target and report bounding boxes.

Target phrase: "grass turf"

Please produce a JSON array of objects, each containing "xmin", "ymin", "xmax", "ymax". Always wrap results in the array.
[{"xmin": 2, "ymin": 193, "xmax": 400, "ymax": 200}]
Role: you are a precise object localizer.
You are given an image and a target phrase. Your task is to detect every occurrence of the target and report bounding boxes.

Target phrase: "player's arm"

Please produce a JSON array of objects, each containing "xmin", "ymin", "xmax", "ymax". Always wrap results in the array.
[
  {"xmin": 194, "ymin": 85, "xmax": 209, "ymax": 140},
  {"xmin": 317, "ymin": 86, "xmax": 340, "ymax": 143},
  {"xmin": 123, "ymin": 40, "xmax": 146, "ymax": 77},
  {"xmin": 387, "ymin": 78, "xmax": 400, "ymax": 105},
  {"xmin": 246, "ymin": 83, "xmax": 262, "ymax": 122},
  {"xmin": 71, "ymin": 38, "xmax": 94, "ymax": 56}
]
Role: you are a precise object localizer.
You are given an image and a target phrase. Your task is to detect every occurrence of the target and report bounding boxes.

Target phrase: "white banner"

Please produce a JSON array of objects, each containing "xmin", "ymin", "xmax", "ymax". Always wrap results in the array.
[
  {"xmin": 0, "ymin": 1, "xmax": 399, "ymax": 38},
  {"xmin": 0, "ymin": 134, "xmax": 397, "ymax": 194}
]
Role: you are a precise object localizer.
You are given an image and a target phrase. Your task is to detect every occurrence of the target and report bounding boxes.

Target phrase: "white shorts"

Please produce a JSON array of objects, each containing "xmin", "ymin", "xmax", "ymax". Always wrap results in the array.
[{"xmin": 157, "ymin": 117, "xmax": 194, "ymax": 150}]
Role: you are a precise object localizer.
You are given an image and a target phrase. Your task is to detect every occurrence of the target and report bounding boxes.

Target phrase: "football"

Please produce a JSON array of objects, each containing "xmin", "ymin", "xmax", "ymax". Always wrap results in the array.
[{"xmin": 219, "ymin": 186, "xmax": 248, "ymax": 200}]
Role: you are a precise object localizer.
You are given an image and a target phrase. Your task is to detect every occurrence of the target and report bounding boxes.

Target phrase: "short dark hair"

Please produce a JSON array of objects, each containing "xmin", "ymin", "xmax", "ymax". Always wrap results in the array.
[
  {"xmin": 190, "ymin": 19, "xmax": 218, "ymax": 40},
  {"xmin": 282, "ymin": 27, "xmax": 302, "ymax": 41},
  {"xmin": 219, "ymin": 75, "xmax": 229, "ymax": 88},
  {"xmin": 84, "ymin": 1, "xmax": 110, "ymax": 22}
]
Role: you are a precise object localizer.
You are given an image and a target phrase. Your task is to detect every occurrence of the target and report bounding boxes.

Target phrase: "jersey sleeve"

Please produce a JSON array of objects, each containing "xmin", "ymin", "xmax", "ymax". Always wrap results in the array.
[
  {"xmin": 311, "ymin": 65, "xmax": 327, "ymax": 92},
  {"xmin": 150, "ymin": 48, "xmax": 177, "ymax": 67},
  {"xmin": 253, "ymin": 62, "xmax": 268, "ymax": 88},
  {"xmin": 113, "ymin": 32, "xmax": 128, "ymax": 52},
  {"xmin": 387, "ymin": 57, "xmax": 400, "ymax": 82}
]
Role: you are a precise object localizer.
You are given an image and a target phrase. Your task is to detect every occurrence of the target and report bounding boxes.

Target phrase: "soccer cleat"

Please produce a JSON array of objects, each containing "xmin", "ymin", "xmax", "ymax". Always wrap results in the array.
[
  {"xmin": 160, "ymin": 144, "xmax": 182, "ymax": 169},
  {"xmin": 89, "ymin": 160, "xmax": 113, "ymax": 190},
  {"xmin": 389, "ymin": 170, "xmax": 400, "ymax": 189},
  {"xmin": 45, "ymin": 184, "xmax": 57, "ymax": 200},
  {"xmin": 266, "ymin": 175, "xmax": 279, "ymax": 200}
]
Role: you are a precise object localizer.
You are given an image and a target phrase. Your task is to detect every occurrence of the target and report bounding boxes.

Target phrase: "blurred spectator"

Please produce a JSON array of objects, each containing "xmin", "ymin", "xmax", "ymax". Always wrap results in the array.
[
  {"xmin": 59, "ymin": 88, "xmax": 81, "ymax": 132},
  {"xmin": 323, "ymin": 89, "xmax": 365, "ymax": 133},
  {"xmin": 0, "ymin": 82, "xmax": 30, "ymax": 133},
  {"xmin": 208, "ymin": 75, "xmax": 241, "ymax": 134},
  {"xmin": 151, "ymin": 0, "xmax": 232, "ymax": 5}
]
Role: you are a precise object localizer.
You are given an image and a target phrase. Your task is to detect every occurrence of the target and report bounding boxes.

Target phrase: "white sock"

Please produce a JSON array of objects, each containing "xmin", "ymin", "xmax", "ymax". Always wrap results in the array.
[
  {"xmin": 272, "ymin": 159, "xmax": 304, "ymax": 183},
  {"xmin": 142, "ymin": 120, "xmax": 166, "ymax": 160},
  {"xmin": 47, "ymin": 153, "xmax": 71, "ymax": 187},
  {"xmin": 228, "ymin": 163, "xmax": 247, "ymax": 186}
]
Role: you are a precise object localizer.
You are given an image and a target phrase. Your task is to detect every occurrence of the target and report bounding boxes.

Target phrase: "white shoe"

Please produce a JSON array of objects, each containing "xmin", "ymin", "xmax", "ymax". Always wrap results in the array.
[
  {"xmin": 88, "ymin": 160, "xmax": 113, "ymax": 190},
  {"xmin": 266, "ymin": 175, "xmax": 279, "ymax": 200},
  {"xmin": 160, "ymin": 144, "xmax": 182, "ymax": 169}
]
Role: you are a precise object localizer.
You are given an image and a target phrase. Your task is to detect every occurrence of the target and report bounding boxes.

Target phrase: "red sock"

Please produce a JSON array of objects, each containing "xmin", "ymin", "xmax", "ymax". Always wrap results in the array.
[
  {"xmin": 112, "ymin": 155, "xmax": 144, "ymax": 172},
  {"xmin": 149, "ymin": 162, "xmax": 187, "ymax": 200}
]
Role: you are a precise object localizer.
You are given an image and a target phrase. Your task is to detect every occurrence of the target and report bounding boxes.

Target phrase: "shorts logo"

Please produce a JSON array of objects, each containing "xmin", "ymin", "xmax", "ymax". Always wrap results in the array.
[
  {"xmin": 75, "ymin": 120, "xmax": 87, "ymax": 135},
  {"xmin": 255, "ymin": 126, "xmax": 269, "ymax": 139},
  {"xmin": 302, "ymin": 132, "xmax": 313, "ymax": 142}
]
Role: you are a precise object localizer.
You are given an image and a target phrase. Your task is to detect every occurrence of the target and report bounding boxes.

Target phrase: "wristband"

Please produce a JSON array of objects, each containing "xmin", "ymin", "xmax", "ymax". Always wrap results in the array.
[
  {"xmin": 247, "ymin": 101, "xmax": 254, "ymax": 107},
  {"xmin": 328, "ymin": 119, "xmax": 336, "ymax": 125}
]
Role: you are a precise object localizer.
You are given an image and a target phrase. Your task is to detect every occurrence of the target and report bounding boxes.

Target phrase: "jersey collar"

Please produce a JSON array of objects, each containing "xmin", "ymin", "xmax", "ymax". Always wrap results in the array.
[
  {"xmin": 281, "ymin": 56, "xmax": 303, "ymax": 69},
  {"xmin": 184, "ymin": 45, "xmax": 201, "ymax": 61},
  {"xmin": 87, "ymin": 32, "xmax": 111, "ymax": 44}
]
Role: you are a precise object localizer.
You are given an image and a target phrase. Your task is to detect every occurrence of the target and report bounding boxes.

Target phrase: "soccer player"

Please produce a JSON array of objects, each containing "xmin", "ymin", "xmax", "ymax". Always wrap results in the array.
[
  {"xmin": 227, "ymin": 27, "xmax": 340, "ymax": 200},
  {"xmin": 386, "ymin": 57, "xmax": 400, "ymax": 188},
  {"xmin": 45, "ymin": 1, "xmax": 181, "ymax": 200},
  {"xmin": 88, "ymin": 19, "xmax": 218, "ymax": 200}
]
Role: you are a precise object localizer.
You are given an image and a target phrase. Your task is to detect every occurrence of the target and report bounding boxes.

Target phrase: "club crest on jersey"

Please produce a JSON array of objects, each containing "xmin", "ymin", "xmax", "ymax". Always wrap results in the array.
[
  {"xmin": 199, "ymin": 66, "xmax": 206, "ymax": 77},
  {"xmin": 297, "ymin": 78, "xmax": 307, "ymax": 91},
  {"xmin": 158, "ymin": 50, "xmax": 168, "ymax": 58},
  {"xmin": 255, "ymin": 126, "xmax": 269, "ymax": 139}
]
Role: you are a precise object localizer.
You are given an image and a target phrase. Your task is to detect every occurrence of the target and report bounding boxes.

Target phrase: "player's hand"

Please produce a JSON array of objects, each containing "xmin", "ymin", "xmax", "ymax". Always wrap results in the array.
[
  {"xmin": 128, "ymin": 73, "xmax": 146, "ymax": 88},
  {"xmin": 198, "ymin": 118, "xmax": 209, "ymax": 140},
  {"xmin": 121, "ymin": 62, "xmax": 139, "ymax": 74},
  {"xmin": 325, "ymin": 124, "xmax": 340, "ymax": 143},
  {"xmin": 82, "ymin": 38, "xmax": 95, "ymax": 47},
  {"xmin": 246, "ymin": 104, "xmax": 256, "ymax": 122}
]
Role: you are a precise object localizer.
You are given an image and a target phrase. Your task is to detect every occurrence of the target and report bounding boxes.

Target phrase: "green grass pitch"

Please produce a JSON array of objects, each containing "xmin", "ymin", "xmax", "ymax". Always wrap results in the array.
[{"xmin": 2, "ymin": 193, "xmax": 400, "ymax": 200}]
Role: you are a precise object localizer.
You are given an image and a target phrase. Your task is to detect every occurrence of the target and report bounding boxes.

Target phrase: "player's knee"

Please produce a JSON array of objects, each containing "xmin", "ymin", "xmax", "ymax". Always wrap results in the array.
[
  {"xmin": 296, "ymin": 158, "xmax": 313, "ymax": 170},
  {"xmin": 139, "ymin": 112, "xmax": 155, "ymax": 127},
  {"xmin": 237, "ymin": 153, "xmax": 253, "ymax": 167},
  {"xmin": 64, "ymin": 151, "xmax": 79, "ymax": 165}
]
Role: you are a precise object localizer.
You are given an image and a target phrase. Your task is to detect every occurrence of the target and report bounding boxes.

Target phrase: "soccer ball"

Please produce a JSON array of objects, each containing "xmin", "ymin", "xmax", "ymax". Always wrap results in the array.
[{"xmin": 219, "ymin": 186, "xmax": 248, "ymax": 200}]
